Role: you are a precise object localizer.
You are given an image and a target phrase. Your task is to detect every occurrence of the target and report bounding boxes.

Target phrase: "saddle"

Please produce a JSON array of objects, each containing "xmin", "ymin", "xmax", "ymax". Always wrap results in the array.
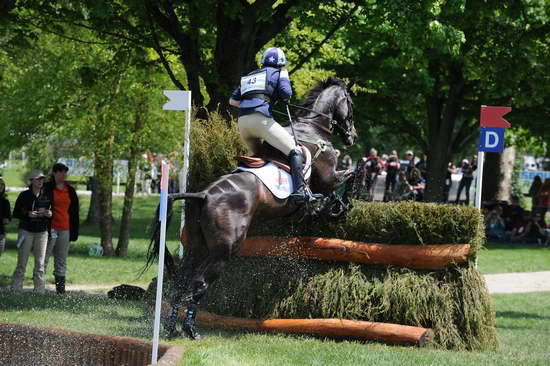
[
  {"xmin": 235, "ymin": 145, "xmax": 309, "ymax": 173},
  {"xmin": 235, "ymin": 155, "xmax": 291, "ymax": 173}
]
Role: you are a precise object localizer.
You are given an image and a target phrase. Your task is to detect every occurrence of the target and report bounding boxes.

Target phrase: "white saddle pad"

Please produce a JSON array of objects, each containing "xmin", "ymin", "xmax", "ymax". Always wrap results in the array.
[{"xmin": 235, "ymin": 149, "xmax": 312, "ymax": 199}]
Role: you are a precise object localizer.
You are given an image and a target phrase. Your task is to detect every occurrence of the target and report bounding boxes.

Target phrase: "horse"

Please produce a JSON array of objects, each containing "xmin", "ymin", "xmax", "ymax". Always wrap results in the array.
[{"xmin": 146, "ymin": 77, "xmax": 357, "ymax": 340}]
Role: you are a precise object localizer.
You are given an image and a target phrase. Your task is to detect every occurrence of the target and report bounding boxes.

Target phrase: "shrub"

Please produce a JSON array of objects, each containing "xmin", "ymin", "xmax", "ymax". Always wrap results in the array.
[{"xmin": 187, "ymin": 110, "xmax": 246, "ymax": 192}]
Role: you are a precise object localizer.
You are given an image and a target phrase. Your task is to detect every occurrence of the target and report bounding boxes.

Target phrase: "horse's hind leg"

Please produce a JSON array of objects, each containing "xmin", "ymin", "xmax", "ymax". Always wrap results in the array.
[{"xmin": 180, "ymin": 252, "xmax": 229, "ymax": 340}]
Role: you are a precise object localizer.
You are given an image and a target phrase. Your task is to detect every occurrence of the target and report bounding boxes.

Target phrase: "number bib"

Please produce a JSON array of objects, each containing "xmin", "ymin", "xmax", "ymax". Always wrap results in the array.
[{"xmin": 240, "ymin": 70, "xmax": 268, "ymax": 97}]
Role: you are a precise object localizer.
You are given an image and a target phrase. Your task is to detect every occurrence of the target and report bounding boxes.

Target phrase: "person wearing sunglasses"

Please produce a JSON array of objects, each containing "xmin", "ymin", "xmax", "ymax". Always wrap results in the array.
[{"xmin": 10, "ymin": 170, "xmax": 52, "ymax": 292}]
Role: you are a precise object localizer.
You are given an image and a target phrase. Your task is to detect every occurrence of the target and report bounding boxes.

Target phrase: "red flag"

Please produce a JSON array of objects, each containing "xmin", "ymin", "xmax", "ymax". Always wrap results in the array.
[{"xmin": 480, "ymin": 106, "xmax": 512, "ymax": 128}]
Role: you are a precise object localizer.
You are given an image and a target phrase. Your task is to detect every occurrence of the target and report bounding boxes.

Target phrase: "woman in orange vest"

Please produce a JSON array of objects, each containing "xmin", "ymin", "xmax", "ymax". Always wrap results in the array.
[{"xmin": 44, "ymin": 163, "xmax": 80, "ymax": 294}]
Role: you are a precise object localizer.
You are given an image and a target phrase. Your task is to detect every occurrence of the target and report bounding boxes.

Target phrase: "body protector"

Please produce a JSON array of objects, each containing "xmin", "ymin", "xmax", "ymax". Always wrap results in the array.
[{"xmin": 236, "ymin": 66, "xmax": 291, "ymax": 112}]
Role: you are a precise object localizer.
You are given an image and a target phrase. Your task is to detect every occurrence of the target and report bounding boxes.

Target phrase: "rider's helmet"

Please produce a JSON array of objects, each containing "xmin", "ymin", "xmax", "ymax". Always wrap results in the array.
[{"xmin": 261, "ymin": 47, "xmax": 286, "ymax": 67}]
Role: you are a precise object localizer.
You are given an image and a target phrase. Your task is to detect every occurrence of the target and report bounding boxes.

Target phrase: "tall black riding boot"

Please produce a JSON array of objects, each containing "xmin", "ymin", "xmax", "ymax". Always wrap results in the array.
[
  {"xmin": 288, "ymin": 149, "xmax": 307, "ymax": 204},
  {"xmin": 182, "ymin": 304, "xmax": 201, "ymax": 341},
  {"xmin": 55, "ymin": 276, "xmax": 66, "ymax": 294}
]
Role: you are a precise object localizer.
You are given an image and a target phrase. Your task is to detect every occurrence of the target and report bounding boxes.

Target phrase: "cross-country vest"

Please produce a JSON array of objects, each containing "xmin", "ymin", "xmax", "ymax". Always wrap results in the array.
[{"xmin": 240, "ymin": 67, "xmax": 281, "ymax": 104}]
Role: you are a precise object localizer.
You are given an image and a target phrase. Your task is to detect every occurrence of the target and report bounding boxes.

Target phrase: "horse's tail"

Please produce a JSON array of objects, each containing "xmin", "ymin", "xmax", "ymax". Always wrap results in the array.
[{"xmin": 141, "ymin": 192, "xmax": 207, "ymax": 278}]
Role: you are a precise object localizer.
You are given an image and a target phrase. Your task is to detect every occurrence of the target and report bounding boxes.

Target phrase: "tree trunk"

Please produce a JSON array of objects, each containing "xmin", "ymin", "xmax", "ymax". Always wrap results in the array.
[
  {"xmin": 95, "ymin": 114, "xmax": 115, "ymax": 256},
  {"xmin": 116, "ymin": 93, "xmax": 148, "ymax": 257},
  {"xmin": 482, "ymin": 152, "xmax": 500, "ymax": 202},
  {"xmin": 85, "ymin": 176, "xmax": 101, "ymax": 225},
  {"xmin": 496, "ymin": 146, "xmax": 516, "ymax": 202},
  {"xmin": 424, "ymin": 62, "xmax": 465, "ymax": 202}
]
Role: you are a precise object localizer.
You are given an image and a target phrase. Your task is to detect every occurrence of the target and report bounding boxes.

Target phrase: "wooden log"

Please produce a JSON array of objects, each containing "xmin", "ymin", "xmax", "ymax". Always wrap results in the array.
[
  {"xmin": 180, "ymin": 229, "xmax": 470, "ymax": 269},
  {"xmin": 161, "ymin": 301, "xmax": 432, "ymax": 346},
  {"xmin": 236, "ymin": 236, "xmax": 470, "ymax": 269}
]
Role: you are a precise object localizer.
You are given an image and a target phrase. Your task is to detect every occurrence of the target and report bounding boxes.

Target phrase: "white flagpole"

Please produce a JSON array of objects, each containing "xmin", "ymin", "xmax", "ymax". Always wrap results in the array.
[
  {"xmin": 179, "ymin": 93, "xmax": 192, "ymax": 258},
  {"xmin": 474, "ymin": 151, "xmax": 485, "ymax": 210},
  {"xmin": 152, "ymin": 161, "xmax": 170, "ymax": 364},
  {"xmin": 162, "ymin": 90, "xmax": 192, "ymax": 258}
]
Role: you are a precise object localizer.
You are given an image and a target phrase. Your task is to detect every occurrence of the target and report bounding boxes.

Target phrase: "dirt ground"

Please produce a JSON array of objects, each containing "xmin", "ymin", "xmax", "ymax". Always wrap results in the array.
[
  {"xmin": 4, "ymin": 272, "xmax": 550, "ymax": 295},
  {"xmin": 483, "ymin": 271, "xmax": 550, "ymax": 294}
]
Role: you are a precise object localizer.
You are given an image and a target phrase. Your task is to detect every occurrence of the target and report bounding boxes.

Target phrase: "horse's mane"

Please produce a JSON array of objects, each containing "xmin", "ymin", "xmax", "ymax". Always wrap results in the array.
[{"xmin": 296, "ymin": 76, "xmax": 347, "ymax": 117}]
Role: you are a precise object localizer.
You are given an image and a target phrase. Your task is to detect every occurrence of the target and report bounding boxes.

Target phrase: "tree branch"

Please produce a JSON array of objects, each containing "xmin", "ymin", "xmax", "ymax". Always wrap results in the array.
[
  {"xmin": 290, "ymin": 3, "xmax": 360, "ymax": 75},
  {"xmin": 149, "ymin": 22, "xmax": 185, "ymax": 90}
]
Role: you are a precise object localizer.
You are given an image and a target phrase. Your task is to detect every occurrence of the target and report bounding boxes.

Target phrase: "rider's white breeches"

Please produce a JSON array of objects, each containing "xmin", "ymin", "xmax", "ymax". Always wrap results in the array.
[{"xmin": 238, "ymin": 112, "xmax": 297, "ymax": 156}]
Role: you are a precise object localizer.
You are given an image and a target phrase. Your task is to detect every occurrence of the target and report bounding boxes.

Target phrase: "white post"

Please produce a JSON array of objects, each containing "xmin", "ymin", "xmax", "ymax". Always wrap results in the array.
[
  {"xmin": 151, "ymin": 161, "xmax": 170, "ymax": 364},
  {"xmin": 162, "ymin": 90, "xmax": 192, "ymax": 258},
  {"xmin": 116, "ymin": 171, "xmax": 120, "ymax": 194},
  {"xmin": 179, "ymin": 94, "xmax": 192, "ymax": 258},
  {"xmin": 474, "ymin": 151, "xmax": 485, "ymax": 210}
]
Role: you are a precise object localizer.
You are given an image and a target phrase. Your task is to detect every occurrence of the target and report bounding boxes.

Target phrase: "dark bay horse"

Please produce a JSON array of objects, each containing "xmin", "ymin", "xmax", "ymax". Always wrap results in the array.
[{"xmin": 146, "ymin": 77, "xmax": 357, "ymax": 340}]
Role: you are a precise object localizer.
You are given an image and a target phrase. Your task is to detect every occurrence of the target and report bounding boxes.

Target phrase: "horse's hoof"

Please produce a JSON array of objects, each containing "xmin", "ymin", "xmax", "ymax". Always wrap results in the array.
[
  {"xmin": 182, "ymin": 322, "xmax": 201, "ymax": 341},
  {"xmin": 166, "ymin": 329, "xmax": 181, "ymax": 340}
]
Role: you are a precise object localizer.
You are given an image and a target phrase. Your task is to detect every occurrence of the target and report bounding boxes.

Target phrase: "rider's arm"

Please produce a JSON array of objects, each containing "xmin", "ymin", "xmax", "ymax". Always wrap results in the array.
[
  {"xmin": 277, "ymin": 69, "xmax": 292, "ymax": 101},
  {"xmin": 229, "ymin": 86, "xmax": 241, "ymax": 107}
]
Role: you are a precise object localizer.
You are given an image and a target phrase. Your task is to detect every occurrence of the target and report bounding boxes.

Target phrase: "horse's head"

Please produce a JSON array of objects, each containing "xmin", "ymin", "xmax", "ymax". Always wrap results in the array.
[
  {"xmin": 296, "ymin": 77, "xmax": 357, "ymax": 146},
  {"xmin": 332, "ymin": 80, "xmax": 356, "ymax": 146}
]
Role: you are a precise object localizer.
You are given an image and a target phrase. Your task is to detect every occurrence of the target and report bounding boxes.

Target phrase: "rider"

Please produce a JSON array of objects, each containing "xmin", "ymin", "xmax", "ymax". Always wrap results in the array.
[{"xmin": 229, "ymin": 47, "xmax": 307, "ymax": 204}]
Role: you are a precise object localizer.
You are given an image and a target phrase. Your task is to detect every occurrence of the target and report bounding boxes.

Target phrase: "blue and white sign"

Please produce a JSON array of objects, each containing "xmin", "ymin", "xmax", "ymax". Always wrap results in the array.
[{"xmin": 479, "ymin": 127, "xmax": 505, "ymax": 152}]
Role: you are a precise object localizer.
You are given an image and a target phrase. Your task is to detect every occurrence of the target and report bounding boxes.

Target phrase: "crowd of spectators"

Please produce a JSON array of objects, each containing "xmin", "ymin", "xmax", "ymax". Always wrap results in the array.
[
  {"xmin": 340, "ymin": 148, "xmax": 478, "ymax": 204},
  {"xmin": 483, "ymin": 191, "xmax": 550, "ymax": 245},
  {"xmin": 335, "ymin": 148, "xmax": 549, "ymax": 245}
]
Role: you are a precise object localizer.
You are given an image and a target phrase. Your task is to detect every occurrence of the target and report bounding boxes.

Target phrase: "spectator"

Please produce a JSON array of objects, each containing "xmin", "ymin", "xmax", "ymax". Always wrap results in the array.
[
  {"xmin": 383, "ymin": 151, "xmax": 400, "ymax": 202},
  {"xmin": 365, "ymin": 148, "xmax": 383, "ymax": 172},
  {"xmin": 394, "ymin": 171, "xmax": 410, "ymax": 201},
  {"xmin": 455, "ymin": 159, "xmax": 477, "ymax": 205},
  {"xmin": 0, "ymin": 177, "xmax": 11, "ymax": 256},
  {"xmin": 415, "ymin": 154, "xmax": 428, "ymax": 180},
  {"xmin": 43, "ymin": 163, "xmax": 80, "ymax": 294},
  {"xmin": 10, "ymin": 171, "xmax": 52, "ymax": 292},
  {"xmin": 443, "ymin": 162, "xmax": 456, "ymax": 203},
  {"xmin": 337, "ymin": 153, "xmax": 353, "ymax": 171},
  {"xmin": 525, "ymin": 175, "xmax": 542, "ymax": 213},
  {"xmin": 380, "ymin": 154, "xmax": 389, "ymax": 170},
  {"xmin": 537, "ymin": 178, "xmax": 550, "ymax": 218},
  {"xmin": 485, "ymin": 209, "xmax": 506, "ymax": 241},
  {"xmin": 510, "ymin": 211, "xmax": 532, "ymax": 243},
  {"xmin": 403, "ymin": 151, "xmax": 415, "ymax": 178},
  {"xmin": 521, "ymin": 212, "xmax": 548, "ymax": 244},
  {"xmin": 502, "ymin": 195, "xmax": 525, "ymax": 232},
  {"xmin": 407, "ymin": 167, "xmax": 426, "ymax": 201}
]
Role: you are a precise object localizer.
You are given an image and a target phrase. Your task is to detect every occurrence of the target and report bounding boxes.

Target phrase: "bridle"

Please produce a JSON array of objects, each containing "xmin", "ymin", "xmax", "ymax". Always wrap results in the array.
[{"xmin": 286, "ymin": 87, "xmax": 354, "ymax": 142}]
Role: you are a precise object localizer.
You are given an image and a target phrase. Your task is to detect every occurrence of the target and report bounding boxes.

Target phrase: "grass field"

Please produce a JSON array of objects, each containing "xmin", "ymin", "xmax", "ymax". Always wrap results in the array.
[
  {"xmin": 0, "ymin": 291, "xmax": 549, "ymax": 365},
  {"xmin": 1, "ymin": 193, "xmax": 549, "ymax": 289},
  {"xmin": 1, "ymin": 192, "xmax": 550, "ymax": 364}
]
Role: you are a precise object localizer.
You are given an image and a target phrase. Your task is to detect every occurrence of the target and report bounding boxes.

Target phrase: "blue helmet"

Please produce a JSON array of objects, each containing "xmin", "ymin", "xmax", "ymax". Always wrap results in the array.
[{"xmin": 261, "ymin": 47, "xmax": 286, "ymax": 67}]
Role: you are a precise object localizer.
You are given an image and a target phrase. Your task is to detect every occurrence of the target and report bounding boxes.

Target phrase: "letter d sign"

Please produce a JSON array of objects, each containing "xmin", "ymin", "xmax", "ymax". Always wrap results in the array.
[{"xmin": 479, "ymin": 127, "xmax": 505, "ymax": 152}]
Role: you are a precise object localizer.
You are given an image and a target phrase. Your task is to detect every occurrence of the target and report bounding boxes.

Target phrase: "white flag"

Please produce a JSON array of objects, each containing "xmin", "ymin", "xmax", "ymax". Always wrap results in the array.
[{"xmin": 163, "ymin": 90, "xmax": 191, "ymax": 111}]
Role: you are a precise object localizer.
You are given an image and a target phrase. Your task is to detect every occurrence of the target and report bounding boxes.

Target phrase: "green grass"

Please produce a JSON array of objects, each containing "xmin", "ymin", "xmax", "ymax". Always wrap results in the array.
[
  {"xmin": 1, "ymin": 192, "xmax": 548, "ymax": 289},
  {"xmin": 0, "ymin": 192, "xmax": 182, "ymax": 288},
  {"xmin": 1, "ymin": 160, "xmax": 27, "ymax": 187},
  {"xmin": 477, "ymin": 242, "xmax": 550, "ymax": 274},
  {"xmin": 1, "ymin": 191, "xmax": 549, "ymax": 364},
  {"xmin": 0, "ymin": 291, "xmax": 549, "ymax": 365}
]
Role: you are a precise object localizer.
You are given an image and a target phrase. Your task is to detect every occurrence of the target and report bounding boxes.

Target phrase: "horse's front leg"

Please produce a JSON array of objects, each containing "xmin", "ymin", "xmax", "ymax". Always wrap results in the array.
[{"xmin": 165, "ymin": 252, "xmax": 194, "ymax": 338}]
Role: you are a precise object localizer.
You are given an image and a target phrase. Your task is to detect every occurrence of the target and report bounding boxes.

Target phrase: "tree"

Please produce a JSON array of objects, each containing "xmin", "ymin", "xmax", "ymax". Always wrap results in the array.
[
  {"xmin": 9, "ymin": 1, "xmax": 362, "ymax": 111},
  {"xmin": 0, "ymin": 29, "xmax": 183, "ymax": 256},
  {"xmin": 329, "ymin": 0, "xmax": 550, "ymax": 201}
]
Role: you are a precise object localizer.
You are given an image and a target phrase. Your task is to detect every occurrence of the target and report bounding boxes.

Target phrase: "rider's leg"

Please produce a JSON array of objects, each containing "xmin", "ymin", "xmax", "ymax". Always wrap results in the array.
[
  {"xmin": 288, "ymin": 149, "xmax": 307, "ymax": 203},
  {"xmin": 238, "ymin": 114, "xmax": 266, "ymax": 155},
  {"xmin": 242, "ymin": 114, "xmax": 308, "ymax": 203}
]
